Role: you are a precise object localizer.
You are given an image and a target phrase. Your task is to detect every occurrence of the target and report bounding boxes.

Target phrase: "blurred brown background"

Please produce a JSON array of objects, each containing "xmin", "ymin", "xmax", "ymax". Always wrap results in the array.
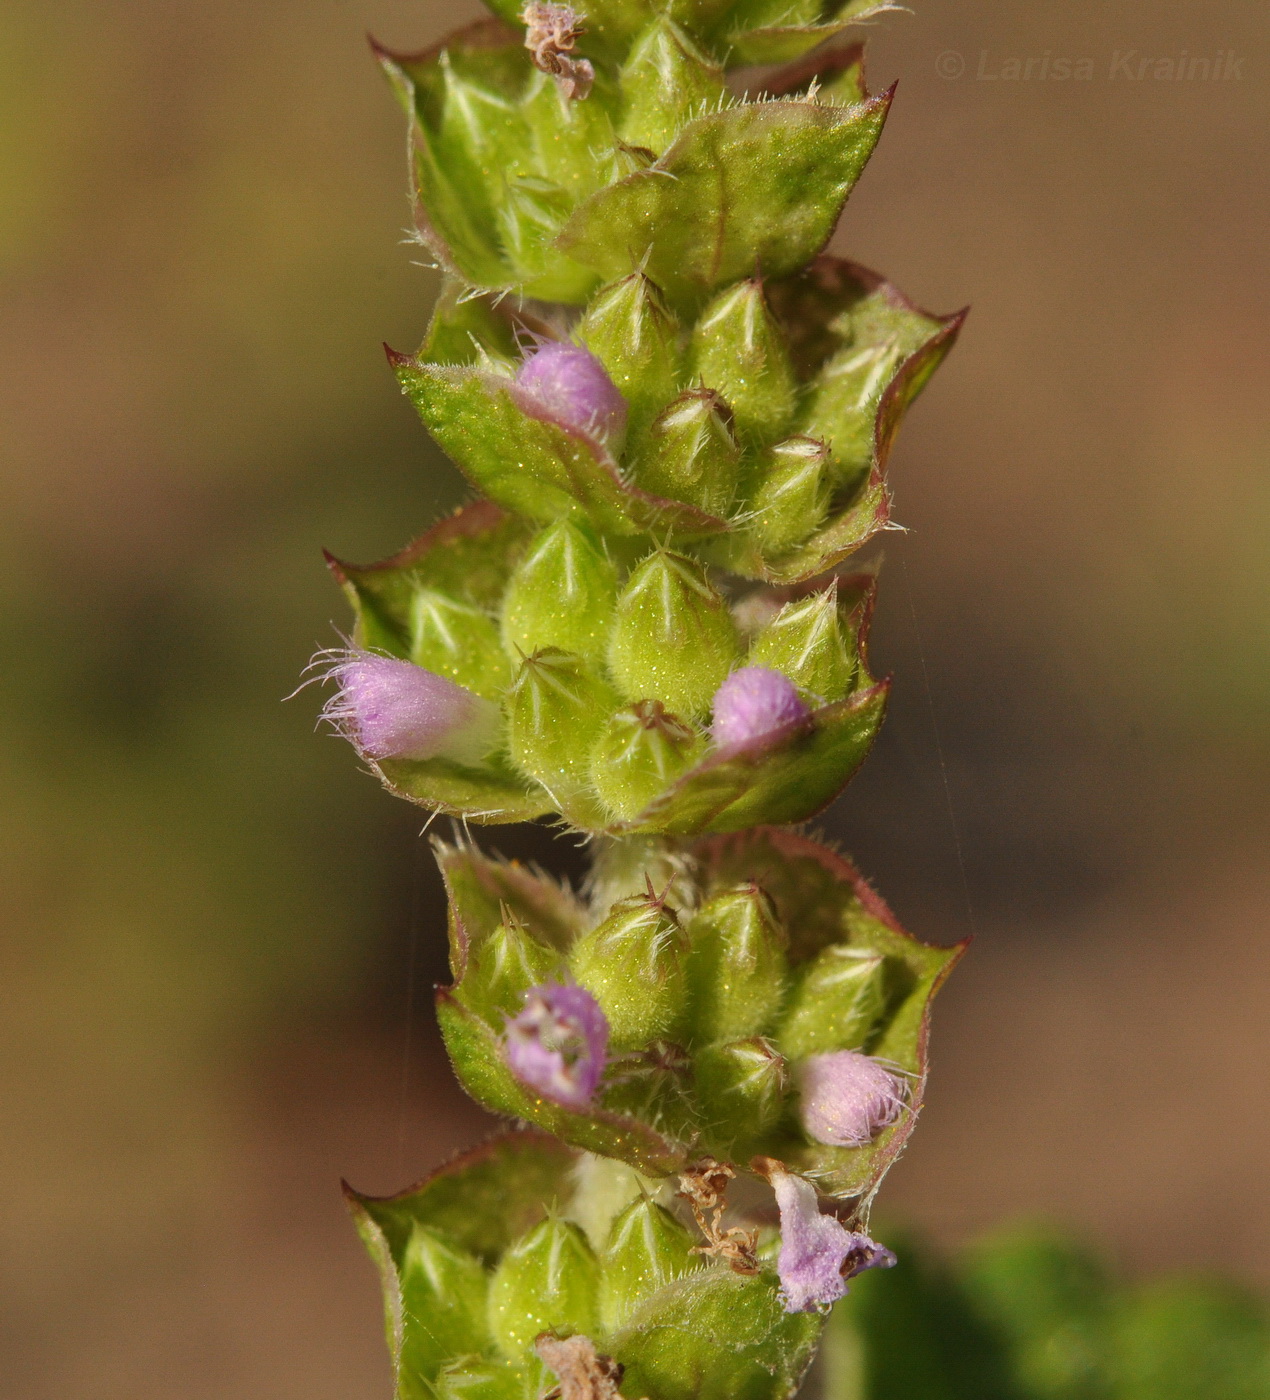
[{"xmin": 1, "ymin": 0, "xmax": 1265, "ymax": 1394}]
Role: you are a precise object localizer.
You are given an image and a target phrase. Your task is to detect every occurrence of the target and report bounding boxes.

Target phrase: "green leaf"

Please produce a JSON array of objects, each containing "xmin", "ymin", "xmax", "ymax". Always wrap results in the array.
[
  {"xmin": 775, "ymin": 946, "xmax": 889, "ymax": 1059},
  {"xmin": 725, "ymin": 0, "xmax": 900, "ymax": 66},
  {"xmin": 692, "ymin": 1037, "xmax": 788, "ymax": 1155},
  {"xmin": 590, "ymin": 703, "xmax": 707, "ymax": 822},
  {"xmin": 698, "ymin": 257, "xmax": 964, "ymax": 583},
  {"xmin": 393, "ymin": 357, "xmax": 730, "ymax": 539},
  {"xmin": 410, "ymin": 590, "xmax": 511, "ymax": 700},
  {"xmin": 373, "ymin": 754, "xmax": 552, "ymax": 825},
  {"xmin": 789, "ymin": 940, "xmax": 961, "ymax": 1197},
  {"xmin": 702, "ymin": 461, "xmax": 890, "ymax": 584},
  {"xmin": 506, "ymin": 649, "xmax": 622, "ymax": 826},
  {"xmin": 436, "ymin": 840, "xmax": 589, "ymax": 973},
  {"xmin": 629, "ymin": 389, "xmax": 745, "ymax": 519},
  {"xmin": 454, "ymin": 917, "xmax": 565, "ymax": 1024},
  {"xmin": 375, "ymin": 25, "xmax": 606, "ymax": 301},
  {"xmin": 576, "ymin": 273, "xmax": 685, "ymax": 445},
  {"xmin": 434, "ymin": 1358, "xmax": 530, "ymax": 1400},
  {"xmin": 827, "ymin": 1229, "xmax": 1021, "ymax": 1400},
  {"xmin": 690, "ymin": 279, "xmax": 799, "ymax": 444},
  {"xmin": 612, "ymin": 1265, "xmax": 823, "ymax": 1400},
  {"xmin": 423, "ymin": 278, "xmax": 523, "ymax": 366},
  {"xmin": 326, "ymin": 505, "xmax": 552, "ymax": 823},
  {"xmin": 326, "ymin": 501, "xmax": 531, "ymax": 659},
  {"xmin": 770, "ymin": 43, "xmax": 871, "ymax": 109},
  {"xmin": 557, "ymin": 95, "xmax": 893, "ymax": 315},
  {"xmin": 961, "ymin": 1229, "xmax": 1113, "ymax": 1400},
  {"xmin": 746, "ymin": 581, "xmax": 859, "ymax": 704},
  {"xmin": 1112, "ymin": 1277, "xmax": 1270, "ymax": 1400},
  {"xmin": 738, "ymin": 436, "xmax": 834, "ymax": 557},
  {"xmin": 620, "ymin": 680, "xmax": 888, "ymax": 836},
  {"xmin": 345, "ymin": 1141, "xmax": 569, "ymax": 1400},
  {"xmin": 345, "ymin": 1132, "xmax": 577, "ymax": 1270},
  {"xmin": 771, "ymin": 255, "xmax": 967, "ymax": 486},
  {"xmin": 684, "ymin": 885, "xmax": 790, "ymax": 1042}
]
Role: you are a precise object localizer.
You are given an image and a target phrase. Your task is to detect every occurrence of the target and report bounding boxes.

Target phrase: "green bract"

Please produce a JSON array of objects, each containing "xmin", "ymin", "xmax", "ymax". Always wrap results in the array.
[{"xmin": 435, "ymin": 829, "xmax": 963, "ymax": 1197}]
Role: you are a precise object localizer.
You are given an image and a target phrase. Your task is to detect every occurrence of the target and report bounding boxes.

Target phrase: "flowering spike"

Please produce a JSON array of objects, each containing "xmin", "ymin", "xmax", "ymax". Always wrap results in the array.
[
  {"xmin": 319, "ymin": 649, "xmax": 500, "ymax": 765},
  {"xmin": 503, "ymin": 982, "xmax": 610, "ymax": 1108},
  {"xmin": 516, "ymin": 340, "xmax": 629, "ymax": 448},
  {"xmin": 795, "ymin": 1049, "xmax": 907, "ymax": 1147},
  {"xmin": 763, "ymin": 1164, "xmax": 896, "ymax": 1313},
  {"xmin": 711, "ymin": 666, "xmax": 810, "ymax": 749},
  {"xmin": 333, "ymin": 1, "xmax": 968, "ymax": 1388}
]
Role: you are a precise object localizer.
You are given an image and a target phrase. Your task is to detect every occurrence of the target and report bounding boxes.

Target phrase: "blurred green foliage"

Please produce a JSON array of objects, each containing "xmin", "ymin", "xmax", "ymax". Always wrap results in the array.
[{"xmin": 826, "ymin": 1227, "xmax": 1270, "ymax": 1400}]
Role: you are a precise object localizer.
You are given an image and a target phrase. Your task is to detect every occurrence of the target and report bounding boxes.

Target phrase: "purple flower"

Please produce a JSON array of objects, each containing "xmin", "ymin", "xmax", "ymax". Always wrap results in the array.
[
  {"xmin": 515, "ymin": 341, "xmax": 627, "ymax": 446},
  {"xmin": 503, "ymin": 982, "xmax": 609, "ymax": 1109},
  {"xmin": 769, "ymin": 1167, "xmax": 896, "ymax": 1313},
  {"xmin": 317, "ymin": 649, "xmax": 499, "ymax": 765},
  {"xmin": 711, "ymin": 666, "xmax": 810, "ymax": 749},
  {"xmin": 797, "ymin": 1050, "xmax": 908, "ymax": 1148}
]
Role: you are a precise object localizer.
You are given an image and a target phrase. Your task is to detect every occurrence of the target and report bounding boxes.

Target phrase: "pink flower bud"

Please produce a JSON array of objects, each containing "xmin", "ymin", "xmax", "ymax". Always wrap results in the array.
[
  {"xmin": 711, "ymin": 666, "xmax": 810, "ymax": 749},
  {"xmin": 769, "ymin": 1166, "xmax": 896, "ymax": 1313},
  {"xmin": 317, "ymin": 649, "xmax": 499, "ymax": 765},
  {"xmin": 797, "ymin": 1050, "xmax": 908, "ymax": 1147},
  {"xmin": 503, "ymin": 982, "xmax": 609, "ymax": 1109},
  {"xmin": 515, "ymin": 341, "xmax": 627, "ymax": 446}
]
